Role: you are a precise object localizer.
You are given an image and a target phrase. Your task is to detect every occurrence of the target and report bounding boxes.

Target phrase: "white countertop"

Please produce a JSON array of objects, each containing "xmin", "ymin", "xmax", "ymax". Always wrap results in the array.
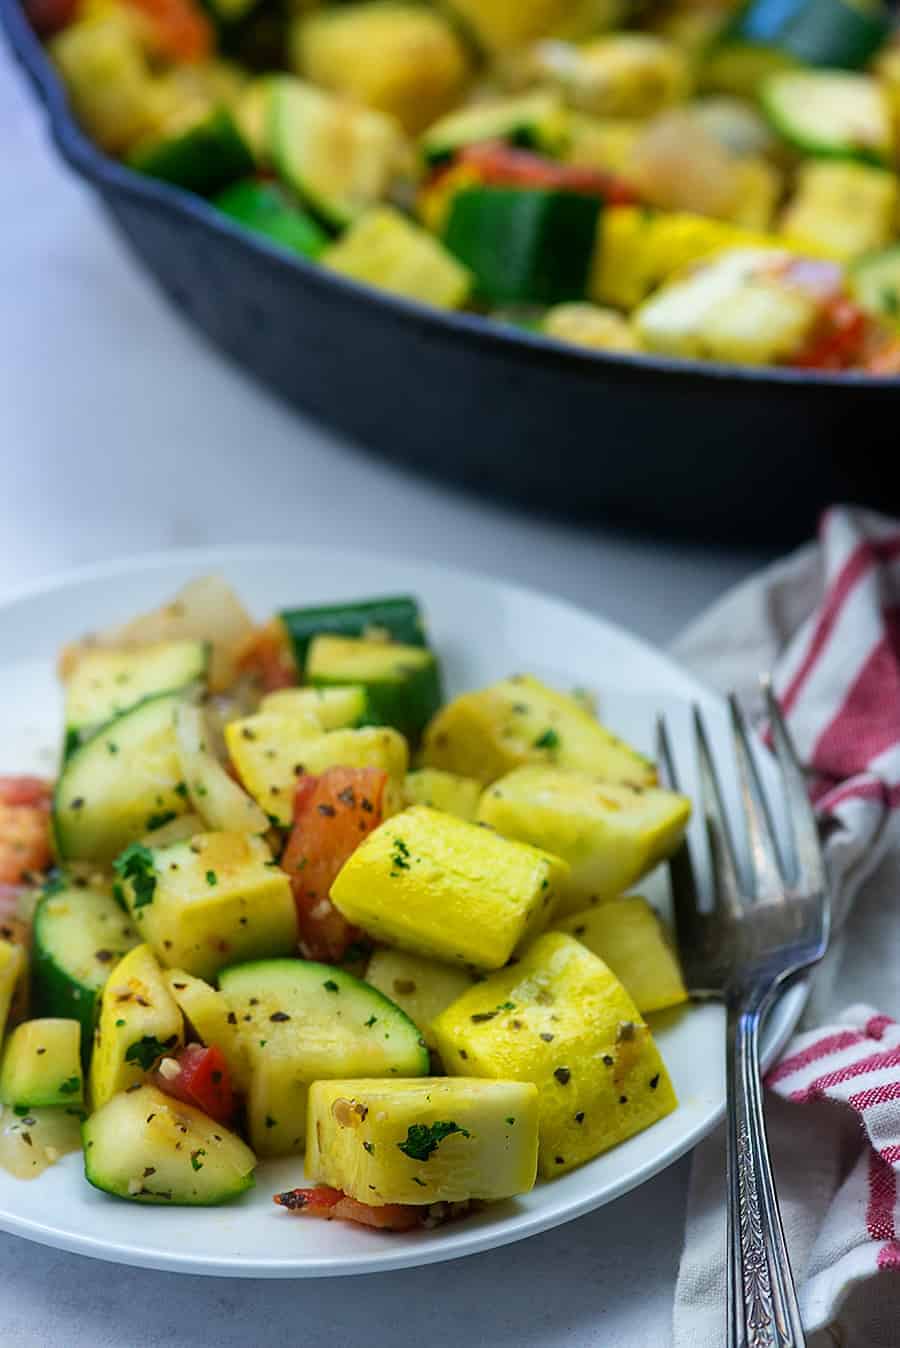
[{"xmin": 0, "ymin": 40, "xmax": 778, "ymax": 1348}]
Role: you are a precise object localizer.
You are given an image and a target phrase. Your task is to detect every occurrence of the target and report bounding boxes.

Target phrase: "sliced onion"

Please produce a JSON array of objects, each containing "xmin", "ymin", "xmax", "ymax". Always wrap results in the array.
[{"xmin": 174, "ymin": 703, "xmax": 269, "ymax": 835}]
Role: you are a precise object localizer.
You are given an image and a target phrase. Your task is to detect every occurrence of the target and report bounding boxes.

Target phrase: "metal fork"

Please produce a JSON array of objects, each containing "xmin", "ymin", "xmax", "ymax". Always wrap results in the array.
[{"xmin": 657, "ymin": 680, "xmax": 829, "ymax": 1348}]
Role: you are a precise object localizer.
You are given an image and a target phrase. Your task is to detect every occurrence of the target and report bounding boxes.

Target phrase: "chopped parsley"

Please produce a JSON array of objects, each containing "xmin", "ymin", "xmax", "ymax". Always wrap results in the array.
[
  {"xmin": 190, "ymin": 1149, "xmax": 206, "ymax": 1171},
  {"xmin": 363, "ymin": 1141, "xmax": 375, "ymax": 1154},
  {"xmin": 145, "ymin": 810, "xmax": 176, "ymax": 832},
  {"xmin": 125, "ymin": 1035, "xmax": 177, "ymax": 1071},
  {"xmin": 174, "ymin": 781, "xmax": 189, "ymax": 800},
  {"xmin": 534, "ymin": 728, "xmax": 560, "ymax": 751},
  {"xmin": 505, "ymin": 1117, "xmax": 516, "ymax": 1126},
  {"xmin": 323, "ymin": 979, "xmax": 339, "ymax": 993},
  {"xmin": 390, "ymin": 837, "xmax": 411, "ymax": 874},
  {"xmin": 364, "ymin": 1015, "xmax": 378, "ymax": 1028},
  {"xmin": 397, "ymin": 1121, "xmax": 470, "ymax": 1162},
  {"xmin": 58, "ymin": 1076, "xmax": 81, "ymax": 1096},
  {"xmin": 205, "ymin": 870, "xmax": 218, "ymax": 887},
  {"xmin": 113, "ymin": 843, "xmax": 157, "ymax": 910}
]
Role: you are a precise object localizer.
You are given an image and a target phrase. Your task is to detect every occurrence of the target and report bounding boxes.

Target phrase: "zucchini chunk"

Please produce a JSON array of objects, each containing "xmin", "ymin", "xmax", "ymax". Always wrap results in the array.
[
  {"xmin": 53, "ymin": 691, "xmax": 193, "ymax": 864},
  {"xmin": 0, "ymin": 1018, "xmax": 83, "ymax": 1109},
  {"xmin": 478, "ymin": 766, "xmax": 690, "ymax": 912},
  {"xmin": 421, "ymin": 91, "xmax": 568, "ymax": 166},
  {"xmin": 259, "ymin": 685, "xmax": 369, "ymax": 728},
  {"xmin": 225, "ymin": 720, "xmax": 408, "ymax": 826},
  {"xmin": 128, "ymin": 105, "xmax": 255, "ymax": 196},
  {"xmin": 214, "ymin": 179, "xmax": 328, "ymax": 260},
  {"xmin": 83, "ymin": 1085, "xmax": 256, "ymax": 1205},
  {"xmin": 307, "ymin": 634, "xmax": 443, "ymax": 741},
  {"xmin": 760, "ymin": 69, "xmax": 891, "ymax": 164},
  {"xmin": 433, "ymin": 932, "xmax": 677, "ymax": 1176},
  {"xmin": 0, "ymin": 940, "xmax": 26, "ymax": 1046},
  {"xmin": 322, "ymin": 207, "xmax": 472, "ymax": 310},
  {"xmin": 165, "ymin": 969, "xmax": 251, "ymax": 1092},
  {"xmin": 306, "ymin": 1078, "xmax": 539, "ymax": 1205},
  {"xmin": 779, "ymin": 160, "xmax": 898, "ymax": 260},
  {"xmin": 423, "ymin": 674, "xmax": 656, "ymax": 787},
  {"xmin": 89, "ymin": 943, "xmax": 183, "ymax": 1111},
  {"xmin": 851, "ymin": 242, "xmax": 900, "ymax": 326},
  {"xmin": 279, "ymin": 595, "xmax": 426, "ymax": 671},
  {"xmin": 444, "ymin": 187, "xmax": 601, "ymax": 306},
  {"xmin": 63, "ymin": 639, "xmax": 208, "ymax": 752},
  {"xmin": 218, "ymin": 959, "xmax": 429, "ymax": 1156},
  {"xmin": 365, "ymin": 949, "xmax": 474, "ymax": 1050},
  {"xmin": 293, "ymin": 3, "xmax": 471, "ymax": 135},
  {"xmin": 555, "ymin": 897, "xmax": 687, "ymax": 1014},
  {"xmin": 271, "ymin": 76, "xmax": 407, "ymax": 229},
  {"xmin": 32, "ymin": 883, "xmax": 140, "ymax": 1057},
  {"xmin": 116, "ymin": 833, "xmax": 297, "ymax": 981},
  {"xmin": 403, "ymin": 768, "xmax": 482, "ymax": 821},
  {"xmin": 330, "ymin": 805, "xmax": 569, "ymax": 969}
]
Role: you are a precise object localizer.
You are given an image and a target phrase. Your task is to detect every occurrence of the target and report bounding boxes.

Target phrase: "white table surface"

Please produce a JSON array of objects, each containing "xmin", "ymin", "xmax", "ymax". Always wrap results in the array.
[{"xmin": 0, "ymin": 40, "xmax": 782, "ymax": 1347}]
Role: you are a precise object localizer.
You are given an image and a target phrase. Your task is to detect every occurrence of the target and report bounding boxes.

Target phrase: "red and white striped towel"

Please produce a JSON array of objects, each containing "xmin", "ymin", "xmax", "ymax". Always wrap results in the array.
[{"xmin": 672, "ymin": 507, "xmax": 900, "ymax": 1347}]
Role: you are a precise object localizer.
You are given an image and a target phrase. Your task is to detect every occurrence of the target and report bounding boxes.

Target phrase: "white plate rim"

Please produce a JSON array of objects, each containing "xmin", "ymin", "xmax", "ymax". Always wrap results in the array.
[{"xmin": 0, "ymin": 543, "xmax": 808, "ymax": 1278}]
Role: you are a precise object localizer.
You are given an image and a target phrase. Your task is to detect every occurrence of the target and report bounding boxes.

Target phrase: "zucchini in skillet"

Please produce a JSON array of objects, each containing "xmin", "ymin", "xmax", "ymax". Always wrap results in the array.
[
  {"xmin": 214, "ymin": 179, "xmax": 328, "ymax": 259},
  {"xmin": 218, "ymin": 959, "xmax": 429, "ymax": 1155},
  {"xmin": 760, "ymin": 69, "xmax": 892, "ymax": 165},
  {"xmin": 83, "ymin": 1084, "xmax": 256, "ymax": 1204},
  {"xmin": 420, "ymin": 91, "xmax": 568, "ymax": 166},
  {"xmin": 270, "ymin": 76, "xmax": 407, "ymax": 229},
  {"xmin": 778, "ymin": 161, "xmax": 898, "ymax": 260},
  {"xmin": 851, "ymin": 243, "xmax": 900, "ymax": 326},
  {"xmin": 128, "ymin": 105, "xmax": 255, "ymax": 196}
]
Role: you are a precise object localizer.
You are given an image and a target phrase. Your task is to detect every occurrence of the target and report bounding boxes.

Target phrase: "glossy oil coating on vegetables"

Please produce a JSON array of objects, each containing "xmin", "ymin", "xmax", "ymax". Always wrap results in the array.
[
  {"xmin": 0, "ymin": 577, "xmax": 691, "ymax": 1231},
  {"xmin": 32, "ymin": 0, "xmax": 900, "ymax": 373}
]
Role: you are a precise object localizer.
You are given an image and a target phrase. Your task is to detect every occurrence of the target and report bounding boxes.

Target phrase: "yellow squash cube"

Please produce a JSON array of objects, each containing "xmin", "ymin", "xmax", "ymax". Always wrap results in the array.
[
  {"xmin": 403, "ymin": 768, "xmax": 482, "ymax": 821},
  {"xmin": 423, "ymin": 675, "xmax": 656, "ymax": 787},
  {"xmin": 306, "ymin": 1078, "xmax": 539, "ymax": 1204},
  {"xmin": 331, "ymin": 806, "xmax": 568, "ymax": 969},
  {"xmin": 433, "ymin": 932, "xmax": 677, "ymax": 1177},
  {"xmin": 119, "ymin": 833, "xmax": 298, "ymax": 981},
  {"xmin": 89, "ymin": 943, "xmax": 183, "ymax": 1109},
  {"xmin": 0, "ymin": 940, "xmax": 25, "ymax": 1045},
  {"xmin": 366, "ymin": 949, "xmax": 474, "ymax": 1049},
  {"xmin": 555, "ymin": 896, "xmax": 687, "ymax": 1013},
  {"xmin": 225, "ymin": 718, "xmax": 408, "ymax": 825},
  {"xmin": 478, "ymin": 765, "xmax": 690, "ymax": 912}
]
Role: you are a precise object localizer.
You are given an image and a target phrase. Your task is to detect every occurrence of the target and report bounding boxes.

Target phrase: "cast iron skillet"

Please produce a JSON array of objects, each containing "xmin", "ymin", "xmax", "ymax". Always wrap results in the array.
[{"xmin": 3, "ymin": 0, "xmax": 896, "ymax": 542}]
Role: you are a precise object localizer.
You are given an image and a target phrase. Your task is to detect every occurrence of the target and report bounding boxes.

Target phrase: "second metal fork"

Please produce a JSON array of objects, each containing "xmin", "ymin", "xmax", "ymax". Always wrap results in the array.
[{"xmin": 658, "ymin": 681, "xmax": 829, "ymax": 1348}]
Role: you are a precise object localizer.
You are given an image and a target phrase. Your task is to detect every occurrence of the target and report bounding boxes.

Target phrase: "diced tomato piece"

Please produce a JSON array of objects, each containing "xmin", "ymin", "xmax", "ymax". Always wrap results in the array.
[
  {"xmin": 791, "ymin": 296, "xmax": 870, "ymax": 372},
  {"xmin": 235, "ymin": 619, "xmax": 297, "ymax": 692},
  {"xmin": 153, "ymin": 1043, "xmax": 234, "ymax": 1124},
  {"xmin": 454, "ymin": 141, "xmax": 640, "ymax": 206},
  {"xmin": 0, "ymin": 777, "xmax": 52, "ymax": 809},
  {"xmin": 274, "ymin": 1186, "xmax": 421, "ymax": 1230},
  {"xmin": 0, "ymin": 778, "xmax": 53, "ymax": 887},
  {"xmin": 281, "ymin": 767, "xmax": 387, "ymax": 963},
  {"xmin": 124, "ymin": 0, "xmax": 213, "ymax": 63}
]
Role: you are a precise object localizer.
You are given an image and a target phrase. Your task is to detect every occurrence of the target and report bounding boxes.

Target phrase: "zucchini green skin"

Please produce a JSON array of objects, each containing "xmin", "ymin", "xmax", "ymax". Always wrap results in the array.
[
  {"xmin": 443, "ymin": 188, "xmax": 601, "ymax": 305},
  {"xmin": 279, "ymin": 596, "xmax": 426, "ymax": 670},
  {"xmin": 83, "ymin": 1084, "xmax": 256, "ymax": 1205},
  {"xmin": 308, "ymin": 646, "xmax": 443, "ymax": 743},
  {"xmin": 851, "ymin": 243, "xmax": 900, "ymax": 323},
  {"xmin": 128, "ymin": 108, "xmax": 255, "ymax": 197},
  {"xmin": 214, "ymin": 179, "xmax": 328, "ymax": 259},
  {"xmin": 759, "ymin": 69, "xmax": 890, "ymax": 164},
  {"xmin": 719, "ymin": 0, "xmax": 890, "ymax": 72},
  {"xmin": 32, "ymin": 885, "xmax": 141, "ymax": 1061}
]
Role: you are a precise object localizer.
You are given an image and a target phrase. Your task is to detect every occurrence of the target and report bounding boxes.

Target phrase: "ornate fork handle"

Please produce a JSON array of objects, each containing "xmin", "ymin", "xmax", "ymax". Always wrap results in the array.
[{"xmin": 726, "ymin": 988, "xmax": 806, "ymax": 1348}]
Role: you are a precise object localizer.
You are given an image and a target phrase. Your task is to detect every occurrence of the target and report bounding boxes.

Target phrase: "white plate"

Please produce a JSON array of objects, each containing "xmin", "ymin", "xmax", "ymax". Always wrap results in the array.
[{"xmin": 0, "ymin": 546, "xmax": 806, "ymax": 1278}]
